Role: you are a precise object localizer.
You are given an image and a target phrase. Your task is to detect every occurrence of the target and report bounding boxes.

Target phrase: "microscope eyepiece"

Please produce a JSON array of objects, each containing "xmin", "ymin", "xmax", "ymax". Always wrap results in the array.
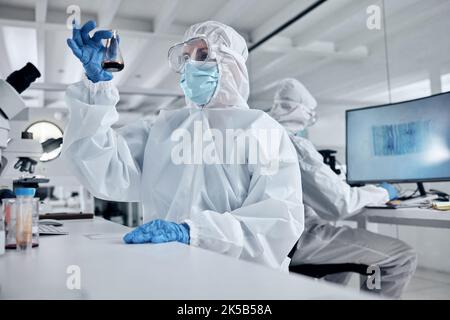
[
  {"xmin": 21, "ymin": 131, "xmax": 34, "ymax": 139},
  {"xmin": 6, "ymin": 62, "xmax": 41, "ymax": 94}
]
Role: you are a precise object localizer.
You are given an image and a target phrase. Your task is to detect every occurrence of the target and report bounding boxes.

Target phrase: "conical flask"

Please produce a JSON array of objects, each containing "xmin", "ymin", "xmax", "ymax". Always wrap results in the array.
[{"xmin": 102, "ymin": 30, "xmax": 124, "ymax": 72}]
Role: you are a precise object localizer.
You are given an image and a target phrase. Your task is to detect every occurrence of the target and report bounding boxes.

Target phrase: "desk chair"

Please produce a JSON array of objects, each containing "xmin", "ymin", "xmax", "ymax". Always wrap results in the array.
[{"xmin": 289, "ymin": 263, "xmax": 368, "ymax": 279}]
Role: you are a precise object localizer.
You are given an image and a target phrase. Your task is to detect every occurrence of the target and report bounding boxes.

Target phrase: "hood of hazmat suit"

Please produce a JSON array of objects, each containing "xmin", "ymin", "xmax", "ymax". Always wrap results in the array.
[
  {"xmin": 269, "ymin": 78, "xmax": 318, "ymax": 135},
  {"xmin": 182, "ymin": 21, "xmax": 250, "ymax": 109}
]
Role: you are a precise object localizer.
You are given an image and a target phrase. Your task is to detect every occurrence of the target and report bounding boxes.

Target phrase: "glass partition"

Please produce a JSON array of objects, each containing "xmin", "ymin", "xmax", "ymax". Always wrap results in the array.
[{"xmin": 247, "ymin": 0, "xmax": 390, "ymax": 156}]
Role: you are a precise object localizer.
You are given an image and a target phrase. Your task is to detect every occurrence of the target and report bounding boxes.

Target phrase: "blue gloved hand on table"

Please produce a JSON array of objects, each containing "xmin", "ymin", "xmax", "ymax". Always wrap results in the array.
[
  {"xmin": 380, "ymin": 182, "xmax": 398, "ymax": 200},
  {"xmin": 123, "ymin": 219, "xmax": 190, "ymax": 244},
  {"xmin": 67, "ymin": 20, "xmax": 113, "ymax": 83}
]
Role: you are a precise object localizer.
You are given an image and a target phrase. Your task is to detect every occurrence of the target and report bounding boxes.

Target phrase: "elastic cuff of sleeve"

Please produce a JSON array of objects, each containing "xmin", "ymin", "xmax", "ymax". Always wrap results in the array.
[
  {"xmin": 183, "ymin": 219, "xmax": 199, "ymax": 247},
  {"xmin": 82, "ymin": 74, "xmax": 114, "ymax": 92},
  {"xmin": 381, "ymin": 189, "xmax": 391, "ymax": 202}
]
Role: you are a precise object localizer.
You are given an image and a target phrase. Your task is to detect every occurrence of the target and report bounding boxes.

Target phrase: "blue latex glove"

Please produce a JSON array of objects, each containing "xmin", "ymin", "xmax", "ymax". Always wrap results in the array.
[
  {"xmin": 67, "ymin": 20, "xmax": 113, "ymax": 83},
  {"xmin": 123, "ymin": 219, "xmax": 190, "ymax": 245},
  {"xmin": 380, "ymin": 182, "xmax": 398, "ymax": 200}
]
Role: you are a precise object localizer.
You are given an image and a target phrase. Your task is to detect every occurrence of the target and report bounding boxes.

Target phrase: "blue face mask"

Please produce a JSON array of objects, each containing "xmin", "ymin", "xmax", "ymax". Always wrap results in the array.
[
  {"xmin": 180, "ymin": 61, "xmax": 219, "ymax": 106},
  {"xmin": 296, "ymin": 129, "xmax": 308, "ymax": 138}
]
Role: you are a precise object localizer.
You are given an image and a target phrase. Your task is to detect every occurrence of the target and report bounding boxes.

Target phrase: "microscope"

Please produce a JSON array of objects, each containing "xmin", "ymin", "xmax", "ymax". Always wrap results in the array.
[
  {"xmin": 0, "ymin": 63, "xmax": 43, "ymax": 176},
  {"xmin": 0, "ymin": 62, "xmax": 53, "ymax": 198}
]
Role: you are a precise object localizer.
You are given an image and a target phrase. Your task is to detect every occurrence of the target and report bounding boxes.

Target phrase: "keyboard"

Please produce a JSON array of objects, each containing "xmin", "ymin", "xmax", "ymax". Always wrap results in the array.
[{"xmin": 38, "ymin": 224, "xmax": 69, "ymax": 235}]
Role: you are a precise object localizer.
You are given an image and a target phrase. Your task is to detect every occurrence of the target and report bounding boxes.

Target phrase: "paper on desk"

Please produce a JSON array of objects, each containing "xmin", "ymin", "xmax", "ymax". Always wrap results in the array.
[{"xmin": 84, "ymin": 233, "xmax": 124, "ymax": 240}]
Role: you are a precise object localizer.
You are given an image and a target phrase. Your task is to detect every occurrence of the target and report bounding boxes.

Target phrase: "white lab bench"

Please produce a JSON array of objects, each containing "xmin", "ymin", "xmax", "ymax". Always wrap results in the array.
[
  {"xmin": 354, "ymin": 207, "xmax": 450, "ymax": 229},
  {"xmin": 0, "ymin": 218, "xmax": 371, "ymax": 300}
]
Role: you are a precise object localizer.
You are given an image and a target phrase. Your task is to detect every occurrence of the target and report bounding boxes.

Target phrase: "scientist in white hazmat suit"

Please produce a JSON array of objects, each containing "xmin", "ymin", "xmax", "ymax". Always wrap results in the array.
[
  {"xmin": 62, "ymin": 20, "xmax": 304, "ymax": 269},
  {"xmin": 269, "ymin": 78, "xmax": 417, "ymax": 297}
]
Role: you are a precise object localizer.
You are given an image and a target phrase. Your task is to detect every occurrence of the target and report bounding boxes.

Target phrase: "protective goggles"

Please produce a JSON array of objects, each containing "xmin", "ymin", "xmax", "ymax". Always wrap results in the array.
[
  {"xmin": 276, "ymin": 100, "xmax": 315, "ymax": 113},
  {"xmin": 168, "ymin": 36, "xmax": 214, "ymax": 73},
  {"xmin": 276, "ymin": 100, "xmax": 317, "ymax": 120}
]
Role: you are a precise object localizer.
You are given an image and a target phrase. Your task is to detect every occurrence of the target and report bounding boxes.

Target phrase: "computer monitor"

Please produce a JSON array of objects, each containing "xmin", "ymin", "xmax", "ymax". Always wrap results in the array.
[{"xmin": 346, "ymin": 92, "xmax": 450, "ymax": 188}]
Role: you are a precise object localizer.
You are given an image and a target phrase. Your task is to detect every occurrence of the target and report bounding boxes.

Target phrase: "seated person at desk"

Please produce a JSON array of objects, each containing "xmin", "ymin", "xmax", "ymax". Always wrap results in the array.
[
  {"xmin": 62, "ymin": 21, "xmax": 304, "ymax": 270},
  {"xmin": 268, "ymin": 78, "xmax": 417, "ymax": 298}
]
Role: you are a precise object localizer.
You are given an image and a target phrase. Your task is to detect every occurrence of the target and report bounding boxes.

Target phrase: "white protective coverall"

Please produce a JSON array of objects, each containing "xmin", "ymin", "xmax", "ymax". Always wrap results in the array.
[
  {"xmin": 269, "ymin": 78, "xmax": 417, "ymax": 298},
  {"xmin": 61, "ymin": 22, "xmax": 304, "ymax": 270}
]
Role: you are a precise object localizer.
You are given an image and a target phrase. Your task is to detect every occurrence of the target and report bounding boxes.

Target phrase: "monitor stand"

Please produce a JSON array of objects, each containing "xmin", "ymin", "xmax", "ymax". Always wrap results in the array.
[
  {"xmin": 417, "ymin": 182, "xmax": 427, "ymax": 197},
  {"xmin": 397, "ymin": 183, "xmax": 438, "ymax": 206}
]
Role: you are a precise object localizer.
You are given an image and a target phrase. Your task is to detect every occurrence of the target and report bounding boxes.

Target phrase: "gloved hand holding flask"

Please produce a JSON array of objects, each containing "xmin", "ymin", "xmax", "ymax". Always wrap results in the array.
[{"xmin": 67, "ymin": 20, "xmax": 113, "ymax": 83}]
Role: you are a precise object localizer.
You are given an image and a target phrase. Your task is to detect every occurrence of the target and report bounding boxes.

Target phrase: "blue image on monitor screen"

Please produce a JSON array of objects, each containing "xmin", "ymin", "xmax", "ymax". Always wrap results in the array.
[
  {"xmin": 346, "ymin": 92, "xmax": 450, "ymax": 183},
  {"xmin": 372, "ymin": 120, "xmax": 430, "ymax": 156}
]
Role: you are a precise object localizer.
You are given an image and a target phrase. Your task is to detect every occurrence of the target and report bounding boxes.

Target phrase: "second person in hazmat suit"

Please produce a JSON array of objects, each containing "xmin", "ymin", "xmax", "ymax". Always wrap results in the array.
[
  {"xmin": 268, "ymin": 78, "xmax": 417, "ymax": 298},
  {"xmin": 62, "ymin": 21, "xmax": 304, "ymax": 270}
]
